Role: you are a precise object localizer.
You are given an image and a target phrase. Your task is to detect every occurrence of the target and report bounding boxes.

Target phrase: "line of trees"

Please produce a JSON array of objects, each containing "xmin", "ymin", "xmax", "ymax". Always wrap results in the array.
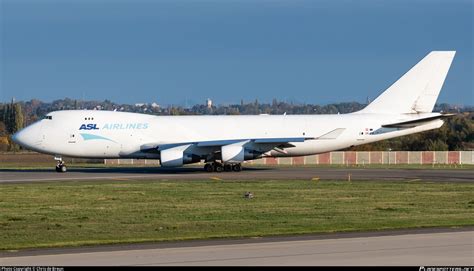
[{"xmin": 0, "ymin": 100, "xmax": 25, "ymax": 151}]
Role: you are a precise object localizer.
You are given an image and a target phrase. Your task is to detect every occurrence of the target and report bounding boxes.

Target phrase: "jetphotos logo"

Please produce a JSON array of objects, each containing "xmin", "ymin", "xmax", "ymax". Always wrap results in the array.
[
  {"xmin": 79, "ymin": 123, "xmax": 149, "ymax": 130},
  {"xmin": 419, "ymin": 267, "xmax": 473, "ymax": 271}
]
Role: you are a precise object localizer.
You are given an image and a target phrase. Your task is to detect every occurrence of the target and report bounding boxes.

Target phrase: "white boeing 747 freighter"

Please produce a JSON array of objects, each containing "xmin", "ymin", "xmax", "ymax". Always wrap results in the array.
[{"xmin": 13, "ymin": 51, "xmax": 456, "ymax": 172}]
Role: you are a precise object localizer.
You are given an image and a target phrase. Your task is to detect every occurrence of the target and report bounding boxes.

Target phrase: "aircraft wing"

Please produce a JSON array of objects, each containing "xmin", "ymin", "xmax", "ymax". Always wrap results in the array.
[{"xmin": 141, "ymin": 136, "xmax": 315, "ymax": 152}]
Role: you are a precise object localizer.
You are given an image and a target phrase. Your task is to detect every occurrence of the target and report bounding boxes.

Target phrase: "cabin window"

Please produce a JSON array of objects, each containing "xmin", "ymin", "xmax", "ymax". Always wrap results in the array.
[{"xmin": 43, "ymin": 115, "xmax": 52, "ymax": 120}]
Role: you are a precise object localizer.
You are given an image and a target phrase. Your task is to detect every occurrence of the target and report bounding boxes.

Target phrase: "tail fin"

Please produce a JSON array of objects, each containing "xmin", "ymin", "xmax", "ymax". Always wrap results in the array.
[{"xmin": 359, "ymin": 51, "xmax": 456, "ymax": 114}]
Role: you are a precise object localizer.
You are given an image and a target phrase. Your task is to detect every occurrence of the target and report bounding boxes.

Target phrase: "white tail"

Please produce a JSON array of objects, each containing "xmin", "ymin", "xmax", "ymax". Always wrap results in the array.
[{"xmin": 360, "ymin": 51, "xmax": 456, "ymax": 114}]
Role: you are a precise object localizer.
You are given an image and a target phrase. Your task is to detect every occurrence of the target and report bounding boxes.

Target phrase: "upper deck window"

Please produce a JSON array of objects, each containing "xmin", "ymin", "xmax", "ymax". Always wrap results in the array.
[{"xmin": 44, "ymin": 115, "xmax": 52, "ymax": 120}]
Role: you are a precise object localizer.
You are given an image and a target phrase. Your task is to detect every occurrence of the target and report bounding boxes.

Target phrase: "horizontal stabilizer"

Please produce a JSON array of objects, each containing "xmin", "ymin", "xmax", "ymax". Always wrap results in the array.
[{"xmin": 382, "ymin": 114, "xmax": 454, "ymax": 128}]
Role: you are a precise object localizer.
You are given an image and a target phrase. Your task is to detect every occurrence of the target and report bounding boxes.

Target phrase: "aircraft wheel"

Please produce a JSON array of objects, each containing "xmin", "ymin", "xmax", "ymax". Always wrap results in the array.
[
  {"xmin": 56, "ymin": 164, "xmax": 67, "ymax": 173},
  {"xmin": 214, "ymin": 163, "xmax": 224, "ymax": 172},
  {"xmin": 204, "ymin": 163, "xmax": 214, "ymax": 172},
  {"xmin": 232, "ymin": 163, "xmax": 242, "ymax": 172}
]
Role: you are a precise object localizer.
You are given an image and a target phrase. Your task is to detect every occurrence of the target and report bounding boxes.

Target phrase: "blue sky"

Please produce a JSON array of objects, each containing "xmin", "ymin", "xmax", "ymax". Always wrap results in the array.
[{"xmin": 1, "ymin": 0, "xmax": 472, "ymax": 106}]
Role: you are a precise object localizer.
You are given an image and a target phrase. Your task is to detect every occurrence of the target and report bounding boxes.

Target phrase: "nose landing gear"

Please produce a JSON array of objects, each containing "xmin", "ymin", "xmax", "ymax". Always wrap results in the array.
[{"xmin": 54, "ymin": 157, "xmax": 67, "ymax": 173}]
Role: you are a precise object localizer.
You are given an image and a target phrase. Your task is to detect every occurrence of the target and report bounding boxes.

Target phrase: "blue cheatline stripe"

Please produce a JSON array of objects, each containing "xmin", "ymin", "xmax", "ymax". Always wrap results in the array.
[{"xmin": 80, "ymin": 133, "xmax": 117, "ymax": 143}]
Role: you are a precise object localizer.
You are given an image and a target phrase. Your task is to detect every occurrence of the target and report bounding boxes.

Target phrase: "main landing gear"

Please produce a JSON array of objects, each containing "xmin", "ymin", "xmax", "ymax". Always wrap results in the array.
[
  {"xmin": 204, "ymin": 162, "xmax": 242, "ymax": 172},
  {"xmin": 55, "ymin": 158, "xmax": 67, "ymax": 173}
]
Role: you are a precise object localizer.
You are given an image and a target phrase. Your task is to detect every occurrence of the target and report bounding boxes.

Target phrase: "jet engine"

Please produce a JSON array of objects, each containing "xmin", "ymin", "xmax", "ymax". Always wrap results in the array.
[
  {"xmin": 160, "ymin": 147, "xmax": 200, "ymax": 167},
  {"xmin": 221, "ymin": 145, "xmax": 244, "ymax": 163},
  {"xmin": 221, "ymin": 145, "xmax": 262, "ymax": 163}
]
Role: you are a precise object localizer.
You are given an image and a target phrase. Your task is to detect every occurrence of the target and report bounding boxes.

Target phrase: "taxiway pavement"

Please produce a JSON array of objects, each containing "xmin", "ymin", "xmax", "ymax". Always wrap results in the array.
[
  {"xmin": 1, "ymin": 228, "xmax": 473, "ymax": 266},
  {"xmin": 0, "ymin": 166, "xmax": 473, "ymax": 183}
]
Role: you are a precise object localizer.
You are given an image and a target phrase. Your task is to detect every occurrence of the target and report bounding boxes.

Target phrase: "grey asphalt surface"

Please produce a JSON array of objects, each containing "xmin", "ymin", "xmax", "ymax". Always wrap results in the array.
[
  {"xmin": 0, "ymin": 166, "xmax": 473, "ymax": 183},
  {"xmin": 1, "ymin": 227, "xmax": 473, "ymax": 266}
]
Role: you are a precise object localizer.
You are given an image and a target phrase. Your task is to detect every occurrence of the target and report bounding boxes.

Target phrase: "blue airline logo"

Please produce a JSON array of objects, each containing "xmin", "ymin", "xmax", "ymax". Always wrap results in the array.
[
  {"xmin": 79, "ymin": 124, "xmax": 99, "ymax": 130},
  {"xmin": 79, "ymin": 123, "xmax": 149, "ymax": 130},
  {"xmin": 80, "ymin": 133, "xmax": 116, "ymax": 143}
]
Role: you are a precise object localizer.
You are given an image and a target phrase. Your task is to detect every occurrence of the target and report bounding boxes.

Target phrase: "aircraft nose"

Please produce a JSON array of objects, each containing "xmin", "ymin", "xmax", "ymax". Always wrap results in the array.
[
  {"xmin": 11, "ymin": 131, "xmax": 20, "ymax": 145},
  {"xmin": 11, "ymin": 123, "xmax": 43, "ymax": 150}
]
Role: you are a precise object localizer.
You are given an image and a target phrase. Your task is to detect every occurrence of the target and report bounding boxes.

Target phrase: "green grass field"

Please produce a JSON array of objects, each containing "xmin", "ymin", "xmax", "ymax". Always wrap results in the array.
[{"xmin": 1, "ymin": 179, "xmax": 473, "ymax": 250}]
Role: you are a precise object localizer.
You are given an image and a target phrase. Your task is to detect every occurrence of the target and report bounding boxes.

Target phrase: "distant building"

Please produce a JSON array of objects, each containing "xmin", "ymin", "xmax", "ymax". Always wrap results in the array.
[
  {"xmin": 135, "ymin": 103, "xmax": 145, "ymax": 107},
  {"xmin": 206, "ymin": 98, "xmax": 212, "ymax": 109},
  {"xmin": 151, "ymin": 102, "xmax": 160, "ymax": 108}
]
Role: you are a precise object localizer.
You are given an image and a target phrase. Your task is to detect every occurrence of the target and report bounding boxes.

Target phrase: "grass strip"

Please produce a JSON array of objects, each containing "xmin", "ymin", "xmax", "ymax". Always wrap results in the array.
[{"xmin": 0, "ymin": 179, "xmax": 473, "ymax": 250}]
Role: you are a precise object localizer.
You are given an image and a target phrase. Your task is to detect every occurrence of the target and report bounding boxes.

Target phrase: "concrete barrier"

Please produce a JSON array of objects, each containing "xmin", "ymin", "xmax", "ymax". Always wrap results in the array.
[
  {"xmin": 3, "ymin": 151, "xmax": 472, "ymax": 166},
  {"xmin": 100, "ymin": 151, "xmax": 474, "ymax": 166},
  {"xmin": 331, "ymin": 152, "xmax": 344, "ymax": 165},
  {"xmin": 460, "ymin": 151, "xmax": 474, "ymax": 164},
  {"xmin": 318, "ymin": 152, "xmax": 331, "ymax": 164},
  {"xmin": 370, "ymin": 152, "xmax": 382, "ymax": 164},
  {"xmin": 409, "ymin": 151, "xmax": 422, "ymax": 164},
  {"xmin": 423, "ymin": 151, "xmax": 434, "ymax": 164},
  {"xmin": 0, "ymin": 152, "xmax": 103, "ymax": 164},
  {"xmin": 448, "ymin": 151, "xmax": 460, "ymax": 164},
  {"xmin": 357, "ymin": 152, "xmax": 370, "ymax": 165},
  {"xmin": 435, "ymin": 151, "xmax": 448, "ymax": 164}
]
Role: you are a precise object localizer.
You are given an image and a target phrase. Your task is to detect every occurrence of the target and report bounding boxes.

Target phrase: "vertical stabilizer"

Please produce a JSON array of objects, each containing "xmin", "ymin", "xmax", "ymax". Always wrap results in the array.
[{"xmin": 359, "ymin": 51, "xmax": 455, "ymax": 114}]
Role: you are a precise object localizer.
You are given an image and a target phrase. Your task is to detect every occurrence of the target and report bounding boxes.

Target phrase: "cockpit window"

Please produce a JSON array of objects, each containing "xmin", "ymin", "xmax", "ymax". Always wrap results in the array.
[{"xmin": 43, "ymin": 115, "xmax": 52, "ymax": 120}]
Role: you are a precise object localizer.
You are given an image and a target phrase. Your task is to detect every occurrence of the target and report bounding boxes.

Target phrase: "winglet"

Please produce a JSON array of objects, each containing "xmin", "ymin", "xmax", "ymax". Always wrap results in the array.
[{"xmin": 315, "ymin": 128, "xmax": 346, "ymax": 140}]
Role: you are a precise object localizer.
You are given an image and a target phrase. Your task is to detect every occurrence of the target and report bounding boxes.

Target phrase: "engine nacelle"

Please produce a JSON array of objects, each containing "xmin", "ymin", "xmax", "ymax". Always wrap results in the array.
[
  {"xmin": 244, "ymin": 149, "xmax": 262, "ymax": 160},
  {"xmin": 160, "ymin": 147, "xmax": 201, "ymax": 167},
  {"xmin": 183, "ymin": 153, "xmax": 201, "ymax": 164},
  {"xmin": 160, "ymin": 148, "xmax": 184, "ymax": 167},
  {"xmin": 221, "ymin": 145, "xmax": 244, "ymax": 163},
  {"xmin": 221, "ymin": 145, "xmax": 262, "ymax": 163}
]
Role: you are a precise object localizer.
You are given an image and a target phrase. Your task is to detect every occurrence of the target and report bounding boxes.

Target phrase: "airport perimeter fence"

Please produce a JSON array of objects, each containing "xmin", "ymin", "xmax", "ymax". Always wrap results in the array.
[
  {"xmin": 103, "ymin": 151, "xmax": 474, "ymax": 166},
  {"xmin": 2, "ymin": 151, "xmax": 473, "ymax": 166}
]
